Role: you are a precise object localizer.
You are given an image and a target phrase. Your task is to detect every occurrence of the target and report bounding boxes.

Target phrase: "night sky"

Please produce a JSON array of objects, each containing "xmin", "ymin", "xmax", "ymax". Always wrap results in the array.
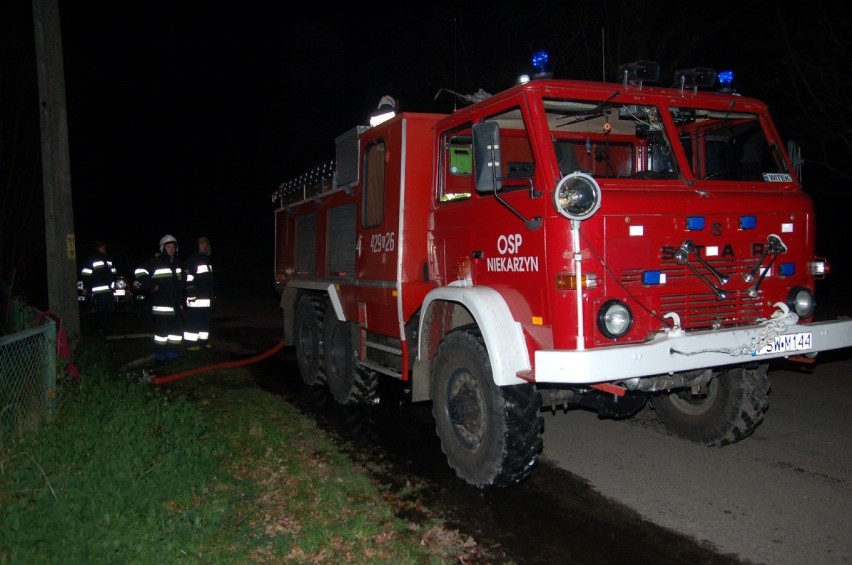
[
  {"xmin": 57, "ymin": 4, "xmax": 541, "ymax": 265},
  {"xmin": 2, "ymin": 1, "xmax": 850, "ymax": 308}
]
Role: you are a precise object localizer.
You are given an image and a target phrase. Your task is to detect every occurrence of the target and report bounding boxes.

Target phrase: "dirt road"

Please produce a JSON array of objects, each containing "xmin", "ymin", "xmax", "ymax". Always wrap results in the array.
[
  {"xmin": 210, "ymin": 278, "xmax": 852, "ymax": 564},
  {"xmin": 541, "ymin": 351, "xmax": 852, "ymax": 564}
]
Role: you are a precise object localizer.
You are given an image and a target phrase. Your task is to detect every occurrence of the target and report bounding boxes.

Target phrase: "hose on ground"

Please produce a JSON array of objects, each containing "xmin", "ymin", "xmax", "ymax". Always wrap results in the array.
[{"xmin": 151, "ymin": 340, "xmax": 286, "ymax": 386}]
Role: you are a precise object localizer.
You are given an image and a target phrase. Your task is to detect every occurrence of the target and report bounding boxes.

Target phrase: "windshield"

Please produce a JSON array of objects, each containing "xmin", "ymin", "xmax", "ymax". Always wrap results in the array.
[
  {"xmin": 671, "ymin": 107, "xmax": 791, "ymax": 181},
  {"xmin": 542, "ymin": 98, "xmax": 679, "ymax": 180},
  {"xmin": 536, "ymin": 97, "xmax": 791, "ymax": 183}
]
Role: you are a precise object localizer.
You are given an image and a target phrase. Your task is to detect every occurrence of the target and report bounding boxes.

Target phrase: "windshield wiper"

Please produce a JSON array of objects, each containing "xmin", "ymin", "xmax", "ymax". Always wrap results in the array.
[
  {"xmin": 556, "ymin": 91, "xmax": 620, "ymax": 127},
  {"xmin": 717, "ymin": 100, "xmax": 736, "ymax": 129}
]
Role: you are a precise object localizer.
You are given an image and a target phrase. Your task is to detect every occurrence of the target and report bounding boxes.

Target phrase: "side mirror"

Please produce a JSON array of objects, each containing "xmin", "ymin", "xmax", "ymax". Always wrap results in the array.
[{"xmin": 473, "ymin": 121, "xmax": 502, "ymax": 193}]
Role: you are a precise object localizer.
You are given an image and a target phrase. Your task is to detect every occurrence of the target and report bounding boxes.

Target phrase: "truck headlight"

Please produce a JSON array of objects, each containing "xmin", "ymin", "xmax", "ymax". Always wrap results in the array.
[
  {"xmin": 786, "ymin": 286, "xmax": 815, "ymax": 318},
  {"xmin": 597, "ymin": 300, "xmax": 633, "ymax": 339},
  {"xmin": 553, "ymin": 172, "xmax": 601, "ymax": 221}
]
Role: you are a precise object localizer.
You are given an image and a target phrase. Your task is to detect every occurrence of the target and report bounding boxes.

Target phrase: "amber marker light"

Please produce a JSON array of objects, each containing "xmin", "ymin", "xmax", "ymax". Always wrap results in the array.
[{"xmin": 556, "ymin": 272, "xmax": 597, "ymax": 291}]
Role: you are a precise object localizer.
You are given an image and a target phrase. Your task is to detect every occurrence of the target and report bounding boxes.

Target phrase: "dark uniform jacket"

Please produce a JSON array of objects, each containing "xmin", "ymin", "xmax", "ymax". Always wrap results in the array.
[
  {"xmin": 135, "ymin": 253, "xmax": 184, "ymax": 315},
  {"xmin": 81, "ymin": 251, "xmax": 117, "ymax": 296},
  {"xmin": 185, "ymin": 251, "xmax": 214, "ymax": 304}
]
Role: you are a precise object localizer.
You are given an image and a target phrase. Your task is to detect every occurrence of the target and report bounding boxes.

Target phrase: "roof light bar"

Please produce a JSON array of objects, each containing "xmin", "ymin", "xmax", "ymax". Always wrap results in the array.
[
  {"xmin": 673, "ymin": 67, "xmax": 717, "ymax": 91},
  {"xmin": 618, "ymin": 61, "xmax": 660, "ymax": 87}
]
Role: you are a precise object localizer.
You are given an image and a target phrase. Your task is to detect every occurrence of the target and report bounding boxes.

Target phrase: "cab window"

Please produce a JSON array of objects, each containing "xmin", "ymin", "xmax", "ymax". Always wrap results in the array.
[
  {"xmin": 476, "ymin": 105, "xmax": 535, "ymax": 193},
  {"xmin": 439, "ymin": 127, "xmax": 474, "ymax": 202},
  {"xmin": 362, "ymin": 141, "xmax": 385, "ymax": 227}
]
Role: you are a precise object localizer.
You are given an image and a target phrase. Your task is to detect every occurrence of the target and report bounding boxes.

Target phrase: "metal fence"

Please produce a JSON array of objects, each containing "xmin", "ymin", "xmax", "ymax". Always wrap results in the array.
[{"xmin": 0, "ymin": 294, "xmax": 57, "ymax": 447}]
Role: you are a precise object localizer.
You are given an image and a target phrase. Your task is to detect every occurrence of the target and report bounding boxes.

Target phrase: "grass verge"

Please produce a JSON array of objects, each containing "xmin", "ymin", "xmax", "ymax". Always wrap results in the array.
[{"xmin": 0, "ymin": 318, "xmax": 481, "ymax": 563}]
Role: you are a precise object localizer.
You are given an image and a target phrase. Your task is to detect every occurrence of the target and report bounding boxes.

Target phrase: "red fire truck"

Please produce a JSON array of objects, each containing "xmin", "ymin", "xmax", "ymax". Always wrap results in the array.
[{"xmin": 272, "ymin": 60, "xmax": 852, "ymax": 488}]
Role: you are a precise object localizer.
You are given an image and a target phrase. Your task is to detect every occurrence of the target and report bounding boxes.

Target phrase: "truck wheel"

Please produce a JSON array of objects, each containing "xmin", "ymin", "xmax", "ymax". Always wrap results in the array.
[
  {"xmin": 323, "ymin": 303, "xmax": 377, "ymax": 405},
  {"xmin": 651, "ymin": 364, "xmax": 770, "ymax": 446},
  {"xmin": 431, "ymin": 326, "xmax": 543, "ymax": 489},
  {"xmin": 294, "ymin": 296, "xmax": 326, "ymax": 386}
]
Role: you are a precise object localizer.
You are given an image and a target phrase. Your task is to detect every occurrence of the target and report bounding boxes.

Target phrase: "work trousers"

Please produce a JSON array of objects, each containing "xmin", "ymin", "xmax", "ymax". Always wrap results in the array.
[
  {"xmin": 184, "ymin": 305, "xmax": 212, "ymax": 347},
  {"xmin": 92, "ymin": 292, "xmax": 115, "ymax": 332},
  {"xmin": 153, "ymin": 312, "xmax": 183, "ymax": 362}
]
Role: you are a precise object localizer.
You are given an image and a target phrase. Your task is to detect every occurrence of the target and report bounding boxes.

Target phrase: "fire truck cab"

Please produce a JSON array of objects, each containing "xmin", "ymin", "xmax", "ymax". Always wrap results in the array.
[{"xmin": 273, "ymin": 61, "xmax": 852, "ymax": 488}]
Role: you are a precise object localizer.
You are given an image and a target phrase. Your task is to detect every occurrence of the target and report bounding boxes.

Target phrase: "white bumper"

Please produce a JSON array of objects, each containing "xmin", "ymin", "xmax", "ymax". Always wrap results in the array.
[{"xmin": 534, "ymin": 317, "xmax": 852, "ymax": 384}]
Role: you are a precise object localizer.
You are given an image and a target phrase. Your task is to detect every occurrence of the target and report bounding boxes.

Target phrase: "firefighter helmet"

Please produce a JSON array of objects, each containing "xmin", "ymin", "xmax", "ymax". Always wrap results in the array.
[{"xmin": 159, "ymin": 234, "xmax": 178, "ymax": 253}]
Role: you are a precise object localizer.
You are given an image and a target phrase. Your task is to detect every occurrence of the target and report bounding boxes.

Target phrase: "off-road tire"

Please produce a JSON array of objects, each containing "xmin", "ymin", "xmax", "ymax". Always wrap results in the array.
[
  {"xmin": 294, "ymin": 295, "xmax": 326, "ymax": 386},
  {"xmin": 431, "ymin": 325, "xmax": 543, "ymax": 489},
  {"xmin": 651, "ymin": 363, "xmax": 771, "ymax": 446},
  {"xmin": 323, "ymin": 303, "xmax": 377, "ymax": 405}
]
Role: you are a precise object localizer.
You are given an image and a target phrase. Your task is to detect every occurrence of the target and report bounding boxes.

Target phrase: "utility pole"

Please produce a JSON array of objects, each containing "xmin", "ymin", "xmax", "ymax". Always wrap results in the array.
[{"xmin": 31, "ymin": 0, "xmax": 80, "ymax": 341}]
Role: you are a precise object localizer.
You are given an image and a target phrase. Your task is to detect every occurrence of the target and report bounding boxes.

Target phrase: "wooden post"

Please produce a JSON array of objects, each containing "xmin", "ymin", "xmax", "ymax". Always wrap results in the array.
[{"xmin": 31, "ymin": 0, "xmax": 80, "ymax": 341}]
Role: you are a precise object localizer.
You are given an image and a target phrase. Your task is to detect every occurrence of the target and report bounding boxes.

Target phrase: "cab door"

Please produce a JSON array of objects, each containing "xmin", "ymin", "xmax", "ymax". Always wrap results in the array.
[
  {"xmin": 430, "ymin": 107, "xmax": 550, "ymax": 333},
  {"xmin": 354, "ymin": 127, "xmax": 402, "ymax": 337}
]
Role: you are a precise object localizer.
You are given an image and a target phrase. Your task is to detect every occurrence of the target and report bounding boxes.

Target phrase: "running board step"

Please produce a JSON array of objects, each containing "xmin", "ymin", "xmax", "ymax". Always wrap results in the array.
[
  {"xmin": 364, "ymin": 340, "xmax": 402, "ymax": 355},
  {"xmin": 357, "ymin": 360, "xmax": 401, "ymax": 379}
]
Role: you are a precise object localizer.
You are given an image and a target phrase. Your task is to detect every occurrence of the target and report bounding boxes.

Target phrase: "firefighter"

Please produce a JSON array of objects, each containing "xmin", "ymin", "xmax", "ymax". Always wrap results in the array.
[
  {"xmin": 80, "ymin": 240, "xmax": 117, "ymax": 333},
  {"xmin": 183, "ymin": 236, "xmax": 215, "ymax": 350},
  {"xmin": 134, "ymin": 234, "xmax": 184, "ymax": 364}
]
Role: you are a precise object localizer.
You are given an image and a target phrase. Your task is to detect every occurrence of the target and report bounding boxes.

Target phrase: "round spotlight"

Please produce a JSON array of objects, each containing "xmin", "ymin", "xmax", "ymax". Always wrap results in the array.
[
  {"xmin": 597, "ymin": 300, "xmax": 633, "ymax": 339},
  {"xmin": 553, "ymin": 172, "xmax": 602, "ymax": 221}
]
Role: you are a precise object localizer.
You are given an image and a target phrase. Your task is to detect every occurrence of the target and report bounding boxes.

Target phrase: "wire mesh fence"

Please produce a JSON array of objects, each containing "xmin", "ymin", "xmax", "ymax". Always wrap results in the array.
[{"xmin": 0, "ymin": 296, "xmax": 57, "ymax": 447}]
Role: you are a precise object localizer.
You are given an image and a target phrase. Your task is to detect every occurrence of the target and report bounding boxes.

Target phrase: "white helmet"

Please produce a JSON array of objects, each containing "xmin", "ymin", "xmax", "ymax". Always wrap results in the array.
[{"xmin": 159, "ymin": 234, "xmax": 178, "ymax": 253}]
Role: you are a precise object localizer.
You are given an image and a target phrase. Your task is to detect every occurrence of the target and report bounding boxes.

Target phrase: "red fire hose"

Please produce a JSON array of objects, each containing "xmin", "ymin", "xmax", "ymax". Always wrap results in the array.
[{"xmin": 150, "ymin": 340, "xmax": 285, "ymax": 386}]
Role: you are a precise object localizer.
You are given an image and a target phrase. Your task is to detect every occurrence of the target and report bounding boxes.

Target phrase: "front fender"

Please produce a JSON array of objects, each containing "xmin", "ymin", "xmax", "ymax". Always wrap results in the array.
[{"xmin": 416, "ymin": 284, "xmax": 530, "ymax": 388}]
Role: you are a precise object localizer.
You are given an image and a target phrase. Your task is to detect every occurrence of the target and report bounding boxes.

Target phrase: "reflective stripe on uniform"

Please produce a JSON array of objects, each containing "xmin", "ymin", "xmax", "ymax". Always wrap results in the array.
[
  {"xmin": 152, "ymin": 305, "xmax": 176, "ymax": 315},
  {"xmin": 152, "ymin": 268, "xmax": 181, "ymax": 278}
]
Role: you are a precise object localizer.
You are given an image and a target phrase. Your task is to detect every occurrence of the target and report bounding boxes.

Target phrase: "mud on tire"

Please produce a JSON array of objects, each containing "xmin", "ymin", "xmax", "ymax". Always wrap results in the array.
[
  {"xmin": 323, "ymin": 303, "xmax": 377, "ymax": 405},
  {"xmin": 431, "ymin": 325, "xmax": 543, "ymax": 489},
  {"xmin": 651, "ymin": 363, "xmax": 771, "ymax": 446},
  {"xmin": 294, "ymin": 295, "xmax": 327, "ymax": 386}
]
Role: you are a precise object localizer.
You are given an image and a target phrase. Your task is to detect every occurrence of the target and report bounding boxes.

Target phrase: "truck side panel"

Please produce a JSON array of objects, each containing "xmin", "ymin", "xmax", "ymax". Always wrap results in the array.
[{"xmin": 352, "ymin": 114, "xmax": 439, "ymax": 341}]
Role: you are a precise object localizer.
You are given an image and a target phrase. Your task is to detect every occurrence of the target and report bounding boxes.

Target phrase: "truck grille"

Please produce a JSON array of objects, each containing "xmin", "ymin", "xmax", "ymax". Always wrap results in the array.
[
  {"xmin": 658, "ymin": 291, "xmax": 765, "ymax": 329},
  {"xmin": 620, "ymin": 256, "xmax": 767, "ymax": 329}
]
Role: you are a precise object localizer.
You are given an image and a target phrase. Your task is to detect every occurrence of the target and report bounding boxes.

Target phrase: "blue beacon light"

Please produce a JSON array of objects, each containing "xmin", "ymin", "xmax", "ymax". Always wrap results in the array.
[
  {"xmin": 531, "ymin": 50, "xmax": 553, "ymax": 79},
  {"xmin": 717, "ymin": 70, "xmax": 735, "ymax": 92}
]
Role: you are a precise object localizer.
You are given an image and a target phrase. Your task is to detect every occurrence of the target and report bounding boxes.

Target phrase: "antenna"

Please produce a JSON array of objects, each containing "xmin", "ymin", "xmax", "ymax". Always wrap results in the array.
[{"xmin": 453, "ymin": 16, "xmax": 458, "ymax": 111}]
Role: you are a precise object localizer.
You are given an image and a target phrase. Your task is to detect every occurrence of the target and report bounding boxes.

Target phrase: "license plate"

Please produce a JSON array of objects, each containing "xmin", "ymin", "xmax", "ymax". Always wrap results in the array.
[
  {"xmin": 755, "ymin": 332, "xmax": 812, "ymax": 355},
  {"xmin": 114, "ymin": 289, "xmax": 126, "ymax": 296}
]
